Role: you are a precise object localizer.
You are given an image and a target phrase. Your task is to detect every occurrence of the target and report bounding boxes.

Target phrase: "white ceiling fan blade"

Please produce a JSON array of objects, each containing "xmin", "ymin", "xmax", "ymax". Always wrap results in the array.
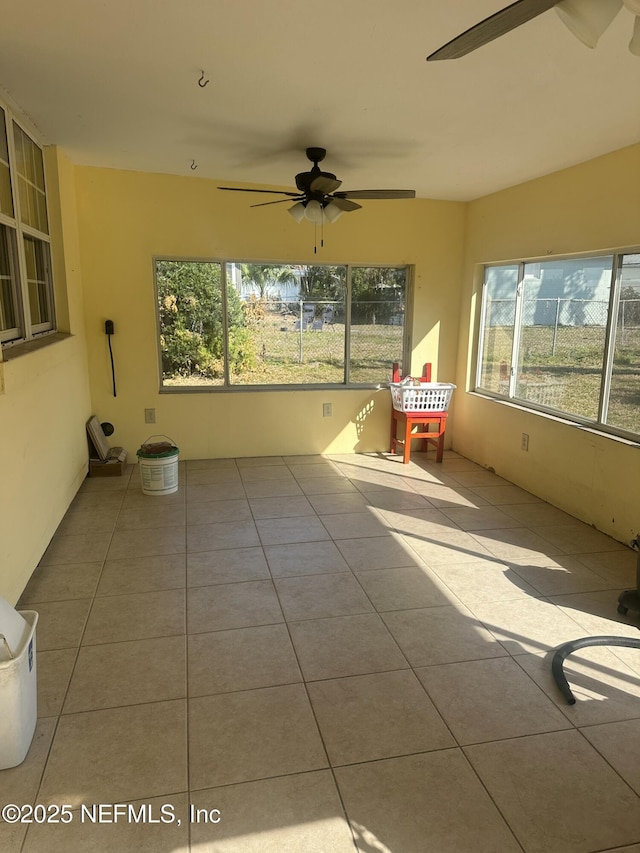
[
  {"xmin": 555, "ymin": 0, "xmax": 623, "ymax": 48},
  {"xmin": 630, "ymin": 14, "xmax": 640, "ymax": 53}
]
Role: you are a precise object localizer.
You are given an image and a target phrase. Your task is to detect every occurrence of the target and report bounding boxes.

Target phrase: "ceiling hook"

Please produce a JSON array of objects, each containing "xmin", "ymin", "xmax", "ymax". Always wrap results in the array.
[
  {"xmin": 190, "ymin": 160, "xmax": 198, "ymax": 170},
  {"xmin": 198, "ymin": 71, "xmax": 210, "ymax": 88}
]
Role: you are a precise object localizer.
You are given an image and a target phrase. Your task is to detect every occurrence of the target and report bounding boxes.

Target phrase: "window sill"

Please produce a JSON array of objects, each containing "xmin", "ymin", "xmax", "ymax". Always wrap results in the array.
[{"xmin": 1, "ymin": 332, "xmax": 72, "ymax": 362}]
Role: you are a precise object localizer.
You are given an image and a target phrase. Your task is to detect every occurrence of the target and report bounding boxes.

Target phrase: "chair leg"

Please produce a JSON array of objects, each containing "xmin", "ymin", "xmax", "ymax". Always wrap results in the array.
[{"xmin": 403, "ymin": 419, "xmax": 412, "ymax": 464}]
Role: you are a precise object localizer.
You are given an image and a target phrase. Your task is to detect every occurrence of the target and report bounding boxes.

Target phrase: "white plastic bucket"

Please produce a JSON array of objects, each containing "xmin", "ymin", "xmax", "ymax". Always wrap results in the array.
[
  {"xmin": 136, "ymin": 436, "xmax": 179, "ymax": 496},
  {"xmin": 0, "ymin": 609, "xmax": 38, "ymax": 769}
]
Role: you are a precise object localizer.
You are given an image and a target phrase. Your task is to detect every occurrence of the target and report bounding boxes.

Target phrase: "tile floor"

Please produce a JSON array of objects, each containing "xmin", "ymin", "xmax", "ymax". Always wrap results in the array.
[{"xmin": 3, "ymin": 451, "xmax": 640, "ymax": 852}]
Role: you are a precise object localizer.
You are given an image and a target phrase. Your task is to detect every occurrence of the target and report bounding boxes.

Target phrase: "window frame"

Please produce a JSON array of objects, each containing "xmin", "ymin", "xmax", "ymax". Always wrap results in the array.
[
  {"xmin": 0, "ymin": 101, "xmax": 55, "ymax": 347},
  {"xmin": 475, "ymin": 248, "xmax": 640, "ymax": 442},
  {"xmin": 154, "ymin": 256, "xmax": 412, "ymax": 392}
]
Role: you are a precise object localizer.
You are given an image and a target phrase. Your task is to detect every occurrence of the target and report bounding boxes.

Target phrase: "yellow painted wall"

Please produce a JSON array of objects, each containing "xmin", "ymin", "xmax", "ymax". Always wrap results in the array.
[
  {"xmin": 75, "ymin": 167, "xmax": 466, "ymax": 460},
  {"xmin": 0, "ymin": 149, "xmax": 92, "ymax": 603},
  {"xmin": 455, "ymin": 144, "xmax": 640, "ymax": 544}
]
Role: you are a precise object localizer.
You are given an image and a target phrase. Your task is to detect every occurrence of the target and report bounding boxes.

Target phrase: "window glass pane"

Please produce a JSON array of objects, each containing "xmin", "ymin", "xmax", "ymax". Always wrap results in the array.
[
  {"xmin": 349, "ymin": 267, "xmax": 406, "ymax": 383},
  {"xmin": 226, "ymin": 263, "xmax": 346, "ymax": 385},
  {"xmin": 0, "ymin": 108, "xmax": 13, "ymax": 217},
  {"xmin": 515, "ymin": 257, "xmax": 613, "ymax": 418},
  {"xmin": 607, "ymin": 254, "xmax": 640, "ymax": 434},
  {"xmin": 478, "ymin": 265, "xmax": 519, "ymax": 393},
  {"xmin": 0, "ymin": 225, "xmax": 19, "ymax": 333},
  {"xmin": 23, "ymin": 235, "xmax": 52, "ymax": 327},
  {"xmin": 12, "ymin": 122, "xmax": 48, "ymax": 234},
  {"xmin": 156, "ymin": 260, "xmax": 225, "ymax": 387}
]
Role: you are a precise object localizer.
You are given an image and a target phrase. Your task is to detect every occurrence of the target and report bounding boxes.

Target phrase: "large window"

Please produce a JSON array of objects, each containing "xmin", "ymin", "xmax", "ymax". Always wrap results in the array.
[
  {"xmin": 156, "ymin": 260, "xmax": 409, "ymax": 389},
  {"xmin": 477, "ymin": 252, "xmax": 640, "ymax": 437},
  {"xmin": 0, "ymin": 103, "xmax": 54, "ymax": 345}
]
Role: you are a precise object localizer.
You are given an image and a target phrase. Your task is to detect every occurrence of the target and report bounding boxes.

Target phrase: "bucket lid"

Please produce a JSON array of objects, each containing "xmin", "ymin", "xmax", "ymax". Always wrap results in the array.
[{"xmin": 137, "ymin": 441, "xmax": 179, "ymax": 459}]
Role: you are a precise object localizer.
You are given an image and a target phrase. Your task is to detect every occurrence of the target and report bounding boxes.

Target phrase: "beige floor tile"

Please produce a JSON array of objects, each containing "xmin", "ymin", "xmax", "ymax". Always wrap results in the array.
[
  {"xmin": 499, "ymin": 500, "xmax": 576, "ymax": 526},
  {"xmin": 185, "ymin": 466, "xmax": 242, "ymax": 485},
  {"xmin": 574, "ymin": 547, "xmax": 637, "ymax": 585},
  {"xmin": 446, "ymin": 470, "xmax": 512, "ymax": 488},
  {"xmin": 549, "ymin": 589, "xmax": 640, "ymax": 640},
  {"xmin": 471, "ymin": 596, "xmax": 587, "ymax": 655},
  {"xmin": 322, "ymin": 508, "xmax": 390, "ymax": 539},
  {"xmin": 581, "ymin": 718, "xmax": 640, "ymax": 794},
  {"xmin": 363, "ymin": 489, "xmax": 433, "ymax": 511},
  {"xmin": 409, "ymin": 481, "xmax": 491, "ymax": 508},
  {"xmin": 439, "ymin": 505, "xmax": 523, "ymax": 531},
  {"xmin": 187, "ymin": 520, "xmax": 259, "ymax": 552},
  {"xmin": 82, "ymin": 589, "xmax": 186, "ymax": 644},
  {"xmin": 37, "ymin": 648, "xmax": 76, "ymax": 716},
  {"xmin": 39, "ymin": 532, "xmax": 112, "ymax": 566},
  {"xmin": 256, "ymin": 516, "xmax": 330, "ymax": 546},
  {"xmin": 0, "ymin": 717, "xmax": 56, "ymax": 805},
  {"xmin": 121, "ymin": 487, "xmax": 185, "ymax": 509},
  {"xmin": 97, "ymin": 554, "xmax": 186, "ymax": 596},
  {"xmin": 186, "ymin": 482, "xmax": 246, "ymax": 503},
  {"xmin": 187, "ymin": 581, "xmax": 283, "ymax": 633},
  {"xmin": 189, "ymin": 684, "xmax": 327, "ymax": 789},
  {"xmin": 106, "ymin": 526, "xmax": 186, "ymax": 560},
  {"xmin": 236, "ymin": 456, "xmax": 285, "ymax": 467},
  {"xmin": 376, "ymin": 506, "xmax": 461, "ymax": 537},
  {"xmin": 335, "ymin": 750, "xmax": 521, "ymax": 853},
  {"xmin": 336, "ymin": 533, "xmax": 424, "ymax": 571},
  {"xmin": 189, "ymin": 771, "xmax": 355, "ymax": 853},
  {"xmin": 382, "ymin": 605, "xmax": 507, "ymax": 667},
  {"xmin": 186, "ymin": 498, "xmax": 252, "ymax": 525},
  {"xmin": 54, "ymin": 504, "xmax": 120, "ymax": 536},
  {"xmin": 511, "ymin": 555, "xmax": 617, "ymax": 595},
  {"xmin": 470, "ymin": 526, "xmax": 565, "ymax": 562},
  {"xmin": 429, "ymin": 557, "xmax": 540, "ymax": 606},
  {"xmin": 63, "ymin": 635, "xmax": 186, "ymax": 712},
  {"xmin": 288, "ymin": 461, "xmax": 343, "ymax": 479},
  {"xmin": 248, "ymin": 495, "xmax": 315, "ymax": 519},
  {"xmin": 275, "ymin": 572, "xmax": 373, "ymax": 621},
  {"xmin": 355, "ymin": 565, "xmax": 454, "ymax": 611},
  {"xmin": 29, "ymin": 599, "xmax": 92, "ymax": 650},
  {"xmin": 416, "ymin": 657, "xmax": 570, "ymax": 744},
  {"xmin": 464, "ymin": 730, "xmax": 640, "ymax": 853},
  {"xmin": 288, "ymin": 613, "xmax": 408, "ymax": 680},
  {"xmin": 307, "ymin": 492, "xmax": 370, "ymax": 515},
  {"xmin": 295, "ymin": 476, "xmax": 358, "ymax": 495},
  {"xmin": 536, "ymin": 522, "xmax": 627, "ymax": 554},
  {"xmin": 186, "ymin": 457, "xmax": 239, "ymax": 471},
  {"xmin": 264, "ymin": 540, "xmax": 350, "ymax": 577},
  {"xmin": 39, "ymin": 700, "xmax": 187, "ymax": 806},
  {"xmin": 282, "ymin": 454, "xmax": 327, "ymax": 464},
  {"xmin": 239, "ymin": 465, "xmax": 296, "ymax": 482},
  {"xmin": 242, "ymin": 479, "xmax": 304, "ymax": 498},
  {"xmin": 403, "ymin": 529, "xmax": 494, "ymax": 566},
  {"xmin": 468, "ymin": 484, "xmax": 542, "ymax": 505},
  {"xmin": 188, "ymin": 624, "xmax": 302, "ymax": 696},
  {"xmin": 0, "ymin": 821, "xmax": 27, "ymax": 852},
  {"xmin": 20, "ymin": 562, "xmax": 102, "ymax": 603},
  {"xmin": 308, "ymin": 669, "xmax": 454, "ymax": 765},
  {"xmin": 115, "ymin": 503, "xmax": 186, "ymax": 530},
  {"xmin": 187, "ymin": 547, "xmax": 270, "ymax": 586},
  {"xmin": 22, "ymin": 793, "xmax": 190, "ymax": 852}
]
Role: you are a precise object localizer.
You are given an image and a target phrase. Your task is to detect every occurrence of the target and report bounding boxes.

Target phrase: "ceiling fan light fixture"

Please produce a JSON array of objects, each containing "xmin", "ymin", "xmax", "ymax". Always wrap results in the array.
[
  {"xmin": 304, "ymin": 199, "xmax": 323, "ymax": 224},
  {"xmin": 288, "ymin": 202, "xmax": 306, "ymax": 223},
  {"xmin": 555, "ymin": 0, "xmax": 623, "ymax": 48},
  {"xmin": 629, "ymin": 14, "xmax": 640, "ymax": 53},
  {"xmin": 323, "ymin": 202, "xmax": 344, "ymax": 224}
]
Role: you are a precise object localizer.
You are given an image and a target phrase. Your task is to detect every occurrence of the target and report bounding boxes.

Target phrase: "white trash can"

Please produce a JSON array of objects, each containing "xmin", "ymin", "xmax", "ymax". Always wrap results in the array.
[
  {"xmin": 136, "ymin": 436, "xmax": 179, "ymax": 496},
  {"xmin": 0, "ymin": 597, "xmax": 38, "ymax": 770}
]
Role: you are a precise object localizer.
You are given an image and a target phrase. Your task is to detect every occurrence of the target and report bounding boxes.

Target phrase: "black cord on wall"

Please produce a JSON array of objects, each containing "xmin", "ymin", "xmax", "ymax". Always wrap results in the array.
[{"xmin": 105, "ymin": 319, "xmax": 116, "ymax": 397}]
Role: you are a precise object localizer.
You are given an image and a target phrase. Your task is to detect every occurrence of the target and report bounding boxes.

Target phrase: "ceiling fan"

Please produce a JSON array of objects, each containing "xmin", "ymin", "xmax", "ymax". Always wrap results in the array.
[
  {"xmin": 427, "ymin": 0, "xmax": 640, "ymax": 61},
  {"xmin": 218, "ymin": 147, "xmax": 416, "ymax": 226}
]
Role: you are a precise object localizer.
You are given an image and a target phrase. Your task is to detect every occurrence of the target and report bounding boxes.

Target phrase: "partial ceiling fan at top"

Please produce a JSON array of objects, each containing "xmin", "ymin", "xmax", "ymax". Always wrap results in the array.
[{"xmin": 426, "ymin": 0, "xmax": 640, "ymax": 61}]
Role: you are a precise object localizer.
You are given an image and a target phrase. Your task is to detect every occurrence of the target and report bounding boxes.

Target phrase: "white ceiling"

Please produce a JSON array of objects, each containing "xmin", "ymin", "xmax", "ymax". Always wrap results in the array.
[{"xmin": 1, "ymin": 0, "xmax": 639, "ymax": 201}]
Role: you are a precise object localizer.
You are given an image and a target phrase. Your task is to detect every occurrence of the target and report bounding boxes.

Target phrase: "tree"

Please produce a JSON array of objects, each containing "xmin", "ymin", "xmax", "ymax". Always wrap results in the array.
[
  {"xmin": 351, "ymin": 267, "xmax": 406, "ymax": 324},
  {"xmin": 157, "ymin": 260, "xmax": 255, "ymax": 378},
  {"xmin": 239, "ymin": 264, "xmax": 297, "ymax": 300}
]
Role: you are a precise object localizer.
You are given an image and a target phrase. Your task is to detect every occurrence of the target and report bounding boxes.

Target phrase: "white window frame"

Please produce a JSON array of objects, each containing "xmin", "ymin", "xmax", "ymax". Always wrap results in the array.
[
  {"xmin": 0, "ymin": 100, "xmax": 55, "ymax": 347},
  {"xmin": 476, "ymin": 249, "xmax": 640, "ymax": 441}
]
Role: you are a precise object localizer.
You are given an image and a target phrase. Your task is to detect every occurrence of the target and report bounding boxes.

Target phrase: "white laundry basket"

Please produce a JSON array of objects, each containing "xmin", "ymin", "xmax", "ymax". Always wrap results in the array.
[
  {"xmin": 136, "ymin": 436, "xmax": 180, "ymax": 495},
  {"xmin": 0, "ymin": 598, "xmax": 38, "ymax": 770}
]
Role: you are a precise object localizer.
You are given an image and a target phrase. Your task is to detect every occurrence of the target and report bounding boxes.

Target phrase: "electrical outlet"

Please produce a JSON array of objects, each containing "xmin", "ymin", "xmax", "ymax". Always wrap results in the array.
[
  {"xmin": 521, "ymin": 432, "xmax": 529, "ymax": 451},
  {"xmin": 145, "ymin": 408, "xmax": 156, "ymax": 424},
  {"xmin": 322, "ymin": 402, "xmax": 332, "ymax": 417}
]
